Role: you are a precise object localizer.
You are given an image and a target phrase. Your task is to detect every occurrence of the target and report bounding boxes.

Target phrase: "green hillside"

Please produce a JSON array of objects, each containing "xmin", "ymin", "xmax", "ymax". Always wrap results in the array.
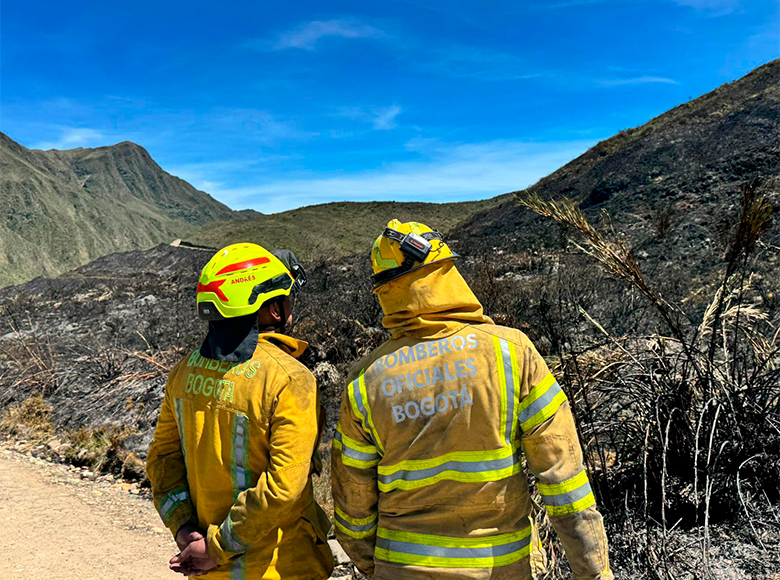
[
  {"xmin": 191, "ymin": 197, "xmax": 506, "ymax": 258},
  {"xmin": 0, "ymin": 133, "xmax": 241, "ymax": 286}
]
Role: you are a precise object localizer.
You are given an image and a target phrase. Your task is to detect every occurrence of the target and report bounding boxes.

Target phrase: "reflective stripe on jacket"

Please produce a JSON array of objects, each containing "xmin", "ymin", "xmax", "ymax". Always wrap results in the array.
[
  {"xmin": 147, "ymin": 333, "xmax": 333, "ymax": 580},
  {"xmin": 332, "ymin": 262, "xmax": 612, "ymax": 580}
]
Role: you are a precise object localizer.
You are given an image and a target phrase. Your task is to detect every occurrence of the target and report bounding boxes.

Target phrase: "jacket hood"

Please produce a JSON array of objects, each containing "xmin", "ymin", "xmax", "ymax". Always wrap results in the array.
[
  {"xmin": 376, "ymin": 261, "xmax": 493, "ymax": 340},
  {"xmin": 258, "ymin": 332, "xmax": 308, "ymax": 359}
]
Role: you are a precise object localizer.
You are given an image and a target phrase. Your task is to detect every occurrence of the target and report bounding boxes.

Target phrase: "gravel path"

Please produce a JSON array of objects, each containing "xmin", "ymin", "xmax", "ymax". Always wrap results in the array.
[
  {"xmin": 0, "ymin": 445, "xmax": 354, "ymax": 579},
  {"xmin": 0, "ymin": 448, "xmax": 176, "ymax": 579}
]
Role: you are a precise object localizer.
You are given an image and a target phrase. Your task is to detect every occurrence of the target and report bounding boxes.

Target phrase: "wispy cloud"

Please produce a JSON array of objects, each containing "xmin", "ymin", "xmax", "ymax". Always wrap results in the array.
[
  {"xmin": 669, "ymin": 0, "xmax": 739, "ymax": 10},
  {"xmin": 270, "ymin": 19, "xmax": 385, "ymax": 51},
  {"xmin": 336, "ymin": 105, "xmax": 403, "ymax": 130},
  {"xmin": 205, "ymin": 139, "xmax": 595, "ymax": 213},
  {"xmin": 373, "ymin": 106, "xmax": 403, "ymax": 130},
  {"xmin": 541, "ymin": 0, "xmax": 740, "ymax": 12},
  {"xmin": 32, "ymin": 127, "xmax": 105, "ymax": 150},
  {"xmin": 263, "ymin": 20, "xmax": 542, "ymax": 83},
  {"xmin": 744, "ymin": 15, "xmax": 780, "ymax": 54},
  {"xmin": 210, "ymin": 108, "xmax": 316, "ymax": 143},
  {"xmin": 166, "ymin": 159, "xmax": 263, "ymax": 192},
  {"xmin": 598, "ymin": 75, "xmax": 680, "ymax": 86},
  {"xmin": 166, "ymin": 151, "xmax": 306, "ymax": 194}
]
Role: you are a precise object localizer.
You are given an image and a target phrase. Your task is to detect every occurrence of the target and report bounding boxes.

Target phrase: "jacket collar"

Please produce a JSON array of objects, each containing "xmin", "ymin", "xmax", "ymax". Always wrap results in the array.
[{"xmin": 258, "ymin": 332, "xmax": 308, "ymax": 359}]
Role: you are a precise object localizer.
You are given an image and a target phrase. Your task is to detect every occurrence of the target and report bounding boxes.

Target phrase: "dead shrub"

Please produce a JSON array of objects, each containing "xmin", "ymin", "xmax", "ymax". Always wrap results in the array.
[
  {"xmin": 0, "ymin": 317, "xmax": 60, "ymax": 397},
  {"xmin": 519, "ymin": 178, "xmax": 780, "ymax": 578},
  {"xmin": 651, "ymin": 204, "xmax": 678, "ymax": 239}
]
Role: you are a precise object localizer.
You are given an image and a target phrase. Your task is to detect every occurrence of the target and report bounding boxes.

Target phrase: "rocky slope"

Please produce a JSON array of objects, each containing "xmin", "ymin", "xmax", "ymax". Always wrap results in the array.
[{"xmin": 0, "ymin": 133, "xmax": 240, "ymax": 286}]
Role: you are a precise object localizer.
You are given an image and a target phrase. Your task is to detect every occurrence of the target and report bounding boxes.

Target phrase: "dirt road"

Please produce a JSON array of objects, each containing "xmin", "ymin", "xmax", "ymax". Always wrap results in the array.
[
  {"xmin": 0, "ymin": 448, "xmax": 177, "ymax": 579},
  {"xmin": 0, "ymin": 447, "xmax": 353, "ymax": 580}
]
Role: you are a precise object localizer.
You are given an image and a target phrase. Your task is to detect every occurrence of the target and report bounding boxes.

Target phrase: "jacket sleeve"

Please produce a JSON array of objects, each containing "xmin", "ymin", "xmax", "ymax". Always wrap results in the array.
[
  {"xmin": 331, "ymin": 372, "xmax": 380, "ymax": 577},
  {"xmin": 146, "ymin": 369, "xmax": 197, "ymax": 537},
  {"xmin": 206, "ymin": 368, "xmax": 321, "ymax": 566},
  {"xmin": 517, "ymin": 338, "xmax": 613, "ymax": 580}
]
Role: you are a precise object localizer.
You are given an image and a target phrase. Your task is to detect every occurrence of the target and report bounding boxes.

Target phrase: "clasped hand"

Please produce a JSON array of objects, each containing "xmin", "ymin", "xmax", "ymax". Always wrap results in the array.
[{"xmin": 170, "ymin": 524, "xmax": 218, "ymax": 577}]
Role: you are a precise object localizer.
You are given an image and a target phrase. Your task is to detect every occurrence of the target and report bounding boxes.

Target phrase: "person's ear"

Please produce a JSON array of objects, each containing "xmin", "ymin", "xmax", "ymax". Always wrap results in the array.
[{"xmin": 269, "ymin": 300, "xmax": 282, "ymax": 323}]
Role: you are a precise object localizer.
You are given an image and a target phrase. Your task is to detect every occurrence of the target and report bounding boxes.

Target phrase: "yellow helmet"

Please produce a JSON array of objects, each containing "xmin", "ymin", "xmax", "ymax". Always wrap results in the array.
[
  {"xmin": 197, "ymin": 243, "xmax": 306, "ymax": 320},
  {"xmin": 371, "ymin": 219, "xmax": 458, "ymax": 289}
]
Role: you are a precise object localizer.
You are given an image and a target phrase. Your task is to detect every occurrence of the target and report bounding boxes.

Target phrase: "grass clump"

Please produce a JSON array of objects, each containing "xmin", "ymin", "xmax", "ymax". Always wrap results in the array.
[
  {"xmin": 62, "ymin": 425, "xmax": 135, "ymax": 474},
  {"xmin": 0, "ymin": 393, "xmax": 54, "ymax": 439},
  {"xmin": 0, "ymin": 397, "xmax": 142, "ymax": 480}
]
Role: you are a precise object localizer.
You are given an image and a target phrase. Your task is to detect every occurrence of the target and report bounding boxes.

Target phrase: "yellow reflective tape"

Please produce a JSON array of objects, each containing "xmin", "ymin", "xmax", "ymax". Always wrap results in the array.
[
  {"xmin": 335, "ymin": 519, "xmax": 377, "ymax": 539},
  {"xmin": 333, "ymin": 440, "xmax": 380, "ymax": 469},
  {"xmin": 378, "ymin": 464, "xmax": 521, "ymax": 492},
  {"xmin": 520, "ymin": 390, "xmax": 567, "ymax": 432},
  {"xmin": 545, "ymin": 492, "xmax": 596, "ymax": 517},
  {"xmin": 374, "ymin": 545, "xmax": 531, "ymax": 569},
  {"xmin": 340, "ymin": 455, "xmax": 379, "ymax": 469},
  {"xmin": 335, "ymin": 425, "xmax": 378, "ymax": 454},
  {"xmin": 373, "ymin": 239, "xmax": 398, "ymax": 269},
  {"xmin": 359, "ymin": 371, "xmax": 384, "ymax": 453},
  {"xmin": 518, "ymin": 373, "xmax": 556, "ymax": 414},
  {"xmin": 509, "ymin": 342, "xmax": 520, "ymax": 443},
  {"xmin": 348, "ymin": 377, "xmax": 366, "ymax": 425},
  {"xmin": 537, "ymin": 470, "xmax": 590, "ymax": 496},
  {"xmin": 348, "ymin": 371, "xmax": 384, "ymax": 454},
  {"xmin": 378, "ymin": 444, "xmax": 517, "ymax": 475},
  {"xmin": 377, "ymin": 526, "xmax": 530, "ymax": 548},
  {"xmin": 335, "ymin": 506, "xmax": 378, "ymax": 527},
  {"xmin": 492, "ymin": 337, "xmax": 508, "ymax": 446}
]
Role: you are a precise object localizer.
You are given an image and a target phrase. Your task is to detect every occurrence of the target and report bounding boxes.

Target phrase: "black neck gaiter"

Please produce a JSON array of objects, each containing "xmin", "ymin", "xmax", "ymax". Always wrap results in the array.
[{"xmin": 199, "ymin": 314, "xmax": 259, "ymax": 362}]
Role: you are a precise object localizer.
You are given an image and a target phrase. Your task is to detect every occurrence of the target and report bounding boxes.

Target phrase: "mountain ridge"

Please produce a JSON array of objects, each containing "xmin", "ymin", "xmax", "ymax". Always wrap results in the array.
[
  {"xmin": 1, "ymin": 132, "xmax": 505, "ymax": 286},
  {"xmin": 0, "ymin": 133, "xmax": 242, "ymax": 286}
]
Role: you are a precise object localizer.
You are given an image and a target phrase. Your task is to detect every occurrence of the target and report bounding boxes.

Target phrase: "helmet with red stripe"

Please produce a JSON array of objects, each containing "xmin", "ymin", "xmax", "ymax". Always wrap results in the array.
[{"xmin": 196, "ymin": 243, "xmax": 303, "ymax": 320}]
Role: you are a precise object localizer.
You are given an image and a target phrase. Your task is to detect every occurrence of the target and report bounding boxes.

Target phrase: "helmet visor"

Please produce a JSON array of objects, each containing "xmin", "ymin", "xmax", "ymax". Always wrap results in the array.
[{"xmin": 248, "ymin": 272, "xmax": 295, "ymax": 306}]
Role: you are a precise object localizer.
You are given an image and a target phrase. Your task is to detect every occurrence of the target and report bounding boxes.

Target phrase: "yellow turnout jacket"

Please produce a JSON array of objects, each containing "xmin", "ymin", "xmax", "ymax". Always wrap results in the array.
[
  {"xmin": 332, "ymin": 263, "xmax": 612, "ymax": 580},
  {"xmin": 147, "ymin": 333, "xmax": 333, "ymax": 580}
]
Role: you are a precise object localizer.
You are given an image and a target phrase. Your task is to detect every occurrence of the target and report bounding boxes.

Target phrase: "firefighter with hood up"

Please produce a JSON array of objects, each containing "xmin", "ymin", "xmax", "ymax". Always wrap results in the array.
[
  {"xmin": 147, "ymin": 244, "xmax": 333, "ymax": 580},
  {"xmin": 332, "ymin": 221, "xmax": 612, "ymax": 580}
]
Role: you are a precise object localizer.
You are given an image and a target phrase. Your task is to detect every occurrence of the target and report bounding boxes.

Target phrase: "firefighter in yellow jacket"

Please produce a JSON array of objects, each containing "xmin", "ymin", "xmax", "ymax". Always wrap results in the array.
[
  {"xmin": 332, "ymin": 220, "xmax": 612, "ymax": 580},
  {"xmin": 147, "ymin": 244, "xmax": 333, "ymax": 580}
]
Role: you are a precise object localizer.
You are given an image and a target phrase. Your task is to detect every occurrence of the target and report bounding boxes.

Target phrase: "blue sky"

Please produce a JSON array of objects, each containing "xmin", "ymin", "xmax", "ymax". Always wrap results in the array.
[{"xmin": 2, "ymin": 1, "xmax": 778, "ymax": 213}]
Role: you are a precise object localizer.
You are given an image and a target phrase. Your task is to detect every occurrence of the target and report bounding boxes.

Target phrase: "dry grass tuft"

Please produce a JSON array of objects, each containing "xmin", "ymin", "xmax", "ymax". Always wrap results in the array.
[
  {"xmin": 0, "ymin": 393, "xmax": 54, "ymax": 439},
  {"xmin": 62, "ymin": 425, "xmax": 136, "ymax": 473}
]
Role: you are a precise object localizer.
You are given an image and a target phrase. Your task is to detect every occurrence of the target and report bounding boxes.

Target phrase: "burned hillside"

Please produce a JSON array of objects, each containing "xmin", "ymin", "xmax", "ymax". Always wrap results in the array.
[
  {"xmin": 452, "ymin": 59, "xmax": 780, "ymax": 281},
  {"xmin": 2, "ymin": 185, "xmax": 779, "ymax": 577}
]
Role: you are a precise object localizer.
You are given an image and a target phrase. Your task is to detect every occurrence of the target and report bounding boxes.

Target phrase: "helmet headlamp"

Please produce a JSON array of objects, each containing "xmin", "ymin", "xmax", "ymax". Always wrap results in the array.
[{"xmin": 371, "ymin": 227, "xmax": 446, "ymax": 287}]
